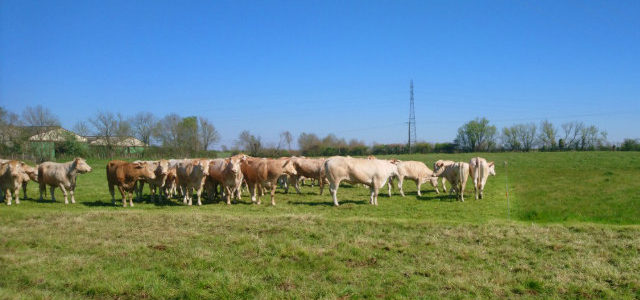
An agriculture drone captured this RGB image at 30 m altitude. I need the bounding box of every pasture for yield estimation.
[1,152,639,298]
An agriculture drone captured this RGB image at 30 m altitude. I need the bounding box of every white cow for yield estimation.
[176,159,211,206]
[432,161,469,202]
[433,160,455,193]
[324,156,399,206]
[469,157,496,200]
[387,160,439,197]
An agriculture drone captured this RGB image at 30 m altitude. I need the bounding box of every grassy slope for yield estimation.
[1,152,639,298]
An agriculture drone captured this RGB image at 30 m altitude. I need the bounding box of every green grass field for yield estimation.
[1,152,639,298]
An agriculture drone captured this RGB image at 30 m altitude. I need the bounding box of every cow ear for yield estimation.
[489,162,495,167]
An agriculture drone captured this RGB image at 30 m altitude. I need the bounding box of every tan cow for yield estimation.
[0,160,26,205]
[38,158,93,204]
[19,163,38,199]
[433,160,455,193]
[133,160,170,202]
[205,155,246,204]
[163,167,179,198]
[176,159,212,206]
[106,160,156,207]
[387,160,439,197]
[324,156,399,206]
[469,157,496,200]
[240,156,297,206]
[287,157,327,195]
[432,161,470,202]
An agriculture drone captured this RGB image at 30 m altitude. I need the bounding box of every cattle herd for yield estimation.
[0,155,496,207]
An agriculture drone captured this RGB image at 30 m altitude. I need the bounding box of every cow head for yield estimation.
[488,162,496,176]
[282,159,297,176]
[367,155,377,160]
[389,159,401,164]
[20,162,38,181]
[192,159,210,176]
[73,157,92,173]
[156,159,170,176]
[225,157,243,176]
[433,161,445,173]
[135,162,157,180]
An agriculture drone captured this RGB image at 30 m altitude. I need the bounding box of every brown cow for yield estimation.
[39,158,93,204]
[240,156,296,206]
[106,160,156,207]
[0,160,26,205]
[205,155,246,204]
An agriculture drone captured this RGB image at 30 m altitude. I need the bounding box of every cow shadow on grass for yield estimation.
[416,192,459,202]
[289,199,368,206]
[81,197,183,207]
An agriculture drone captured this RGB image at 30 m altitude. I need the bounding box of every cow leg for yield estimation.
[58,184,68,204]
[270,182,276,206]
[50,186,57,202]
[39,182,46,201]
[369,186,375,205]
[129,191,135,207]
[196,185,203,206]
[442,178,448,193]
[70,186,76,204]
[398,176,406,197]
[109,183,116,205]
[329,181,339,206]
[22,182,28,199]
[224,186,232,205]
[182,184,188,204]
[291,176,301,194]
[387,177,393,197]
[318,177,325,195]
[248,182,258,204]
[415,179,422,197]
[12,187,19,204]
[3,188,10,205]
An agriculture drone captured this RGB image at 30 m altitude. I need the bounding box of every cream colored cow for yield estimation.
[433,160,455,193]
[324,156,399,206]
[387,160,439,197]
[469,157,496,200]
[432,161,469,202]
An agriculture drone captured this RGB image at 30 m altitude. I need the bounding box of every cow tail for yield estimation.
[458,162,463,193]
[478,158,484,190]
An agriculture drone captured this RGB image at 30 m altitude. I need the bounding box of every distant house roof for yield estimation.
[23,126,87,142]
[85,136,146,147]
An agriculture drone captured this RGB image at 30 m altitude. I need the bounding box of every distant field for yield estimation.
[1,152,639,298]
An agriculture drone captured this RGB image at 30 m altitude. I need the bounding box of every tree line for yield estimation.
[0,105,220,159]
[1,105,637,160]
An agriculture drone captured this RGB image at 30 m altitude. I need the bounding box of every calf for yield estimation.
[39,158,93,204]
[163,167,179,198]
[176,159,212,206]
[431,161,470,201]
[107,160,156,207]
[206,155,245,204]
[20,163,38,199]
[469,157,496,200]
[388,160,439,197]
[433,160,455,193]
[134,160,170,202]
[240,156,297,206]
[324,156,399,206]
[0,160,26,205]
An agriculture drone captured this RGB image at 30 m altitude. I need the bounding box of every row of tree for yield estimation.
[0,105,220,158]
[455,118,610,152]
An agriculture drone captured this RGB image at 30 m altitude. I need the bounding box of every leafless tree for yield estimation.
[131,112,157,146]
[198,117,220,151]
[21,105,60,127]
[278,131,293,150]
[72,120,91,137]
[89,111,131,151]
[237,130,261,155]
[561,121,584,150]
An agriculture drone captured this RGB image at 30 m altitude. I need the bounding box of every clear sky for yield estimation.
[1,0,638,148]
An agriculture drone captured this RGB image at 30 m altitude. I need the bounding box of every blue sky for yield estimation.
[1,0,638,148]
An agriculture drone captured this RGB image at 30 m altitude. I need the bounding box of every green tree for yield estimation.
[455,117,497,152]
